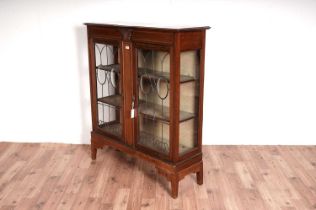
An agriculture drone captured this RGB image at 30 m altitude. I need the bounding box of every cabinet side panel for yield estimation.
[87,33,98,130]
[198,30,206,149]
[180,31,203,51]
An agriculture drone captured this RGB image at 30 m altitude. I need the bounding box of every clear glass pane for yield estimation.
[137,49,170,155]
[179,50,200,155]
[95,43,123,140]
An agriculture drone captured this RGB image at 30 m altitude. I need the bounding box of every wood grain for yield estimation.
[0,143,316,210]
[86,24,209,197]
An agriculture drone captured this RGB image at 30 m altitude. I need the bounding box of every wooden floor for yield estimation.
[0,143,315,210]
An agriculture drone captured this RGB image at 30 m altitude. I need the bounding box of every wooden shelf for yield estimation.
[138,131,169,154]
[98,96,195,123]
[97,64,120,72]
[99,122,122,138]
[138,131,191,154]
[97,66,195,84]
[138,67,195,83]
[138,100,195,123]
[98,95,122,107]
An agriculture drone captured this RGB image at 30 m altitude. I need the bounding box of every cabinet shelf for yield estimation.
[99,122,122,138]
[96,65,195,83]
[138,100,195,123]
[138,131,191,154]
[98,96,195,123]
[97,64,120,72]
[138,131,169,154]
[138,67,195,83]
[98,95,122,107]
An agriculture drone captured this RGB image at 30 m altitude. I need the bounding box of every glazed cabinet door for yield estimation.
[134,45,173,159]
[91,40,124,142]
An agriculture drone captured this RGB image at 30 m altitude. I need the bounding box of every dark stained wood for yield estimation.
[85,23,210,32]
[135,139,170,162]
[91,132,173,170]
[87,37,98,130]
[177,147,200,162]
[171,32,181,163]
[171,176,179,199]
[132,30,174,45]
[96,63,119,72]
[196,162,203,185]
[86,23,209,198]
[119,28,133,41]
[121,41,134,146]
[98,95,121,107]
[138,100,195,124]
[87,26,121,40]
[133,42,170,51]
[198,30,206,151]
[180,31,203,51]
[138,67,196,83]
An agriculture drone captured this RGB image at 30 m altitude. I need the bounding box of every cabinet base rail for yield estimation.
[91,131,203,199]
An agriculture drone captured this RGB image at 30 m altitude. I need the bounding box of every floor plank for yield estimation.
[0,143,315,210]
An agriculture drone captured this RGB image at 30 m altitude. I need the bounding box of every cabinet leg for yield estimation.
[196,163,203,185]
[170,177,179,199]
[91,145,97,160]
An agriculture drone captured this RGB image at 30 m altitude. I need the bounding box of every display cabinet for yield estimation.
[85,23,209,198]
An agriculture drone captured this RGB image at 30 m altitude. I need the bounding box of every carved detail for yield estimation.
[119,28,133,41]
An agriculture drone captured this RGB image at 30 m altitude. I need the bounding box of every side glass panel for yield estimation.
[179,50,200,155]
[137,49,170,155]
[94,43,123,140]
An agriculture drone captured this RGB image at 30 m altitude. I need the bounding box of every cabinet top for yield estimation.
[84,22,210,31]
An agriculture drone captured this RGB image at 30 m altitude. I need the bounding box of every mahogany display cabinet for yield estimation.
[85,23,210,198]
